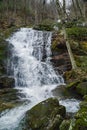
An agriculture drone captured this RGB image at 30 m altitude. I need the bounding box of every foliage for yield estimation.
[33,24,53,31]
[66,27,87,40]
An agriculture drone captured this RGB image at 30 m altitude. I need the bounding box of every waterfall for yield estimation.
[0,28,64,130]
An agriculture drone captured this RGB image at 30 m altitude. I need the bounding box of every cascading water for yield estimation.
[0,28,65,130]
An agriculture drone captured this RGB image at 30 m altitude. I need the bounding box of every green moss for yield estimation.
[0,88,24,113]
[60,120,71,130]
[76,82,87,96]
[83,95,87,101]
[71,96,87,130]
[75,56,87,72]
[66,27,87,40]
[73,109,87,130]
[21,98,66,130]
[80,41,87,52]
[33,24,53,31]
[66,81,80,90]
[51,34,66,53]
[51,40,60,51]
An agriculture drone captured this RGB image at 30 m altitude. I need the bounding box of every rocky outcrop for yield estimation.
[20,98,66,130]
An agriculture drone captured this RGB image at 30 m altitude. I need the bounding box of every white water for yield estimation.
[0,28,65,130]
[60,99,80,113]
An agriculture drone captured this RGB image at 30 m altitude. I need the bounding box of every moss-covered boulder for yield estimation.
[76,82,87,96]
[66,80,87,97]
[21,98,66,130]
[0,76,15,89]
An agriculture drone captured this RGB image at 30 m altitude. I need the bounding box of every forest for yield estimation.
[0,0,87,130]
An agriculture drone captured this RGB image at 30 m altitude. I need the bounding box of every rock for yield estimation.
[66,79,87,97]
[0,88,23,113]
[0,40,8,76]
[21,98,66,130]
[0,76,15,88]
[72,99,87,130]
[76,82,87,96]
[51,33,72,73]
[59,120,71,130]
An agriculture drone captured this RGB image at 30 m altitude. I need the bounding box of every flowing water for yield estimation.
[0,28,64,130]
[0,28,80,130]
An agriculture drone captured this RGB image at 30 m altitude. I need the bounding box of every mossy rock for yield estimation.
[51,34,66,53]
[83,95,87,101]
[59,120,71,130]
[76,82,87,96]
[72,109,87,130]
[66,81,87,97]
[66,81,80,90]
[64,69,87,84]
[20,98,66,130]
[0,88,23,113]
[71,96,87,130]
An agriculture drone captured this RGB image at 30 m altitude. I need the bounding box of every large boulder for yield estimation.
[21,98,66,130]
[0,76,15,88]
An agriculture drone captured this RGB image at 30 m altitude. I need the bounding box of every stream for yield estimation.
[0,28,80,130]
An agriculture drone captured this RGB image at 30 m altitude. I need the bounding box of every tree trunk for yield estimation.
[63,27,77,70]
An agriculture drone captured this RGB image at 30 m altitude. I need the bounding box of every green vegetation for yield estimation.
[66,27,87,40]
[33,24,54,31]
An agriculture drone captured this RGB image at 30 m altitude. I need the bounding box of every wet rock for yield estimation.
[66,80,87,97]
[0,88,22,113]
[0,40,8,76]
[21,98,66,130]
[76,82,87,96]
[0,76,15,89]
